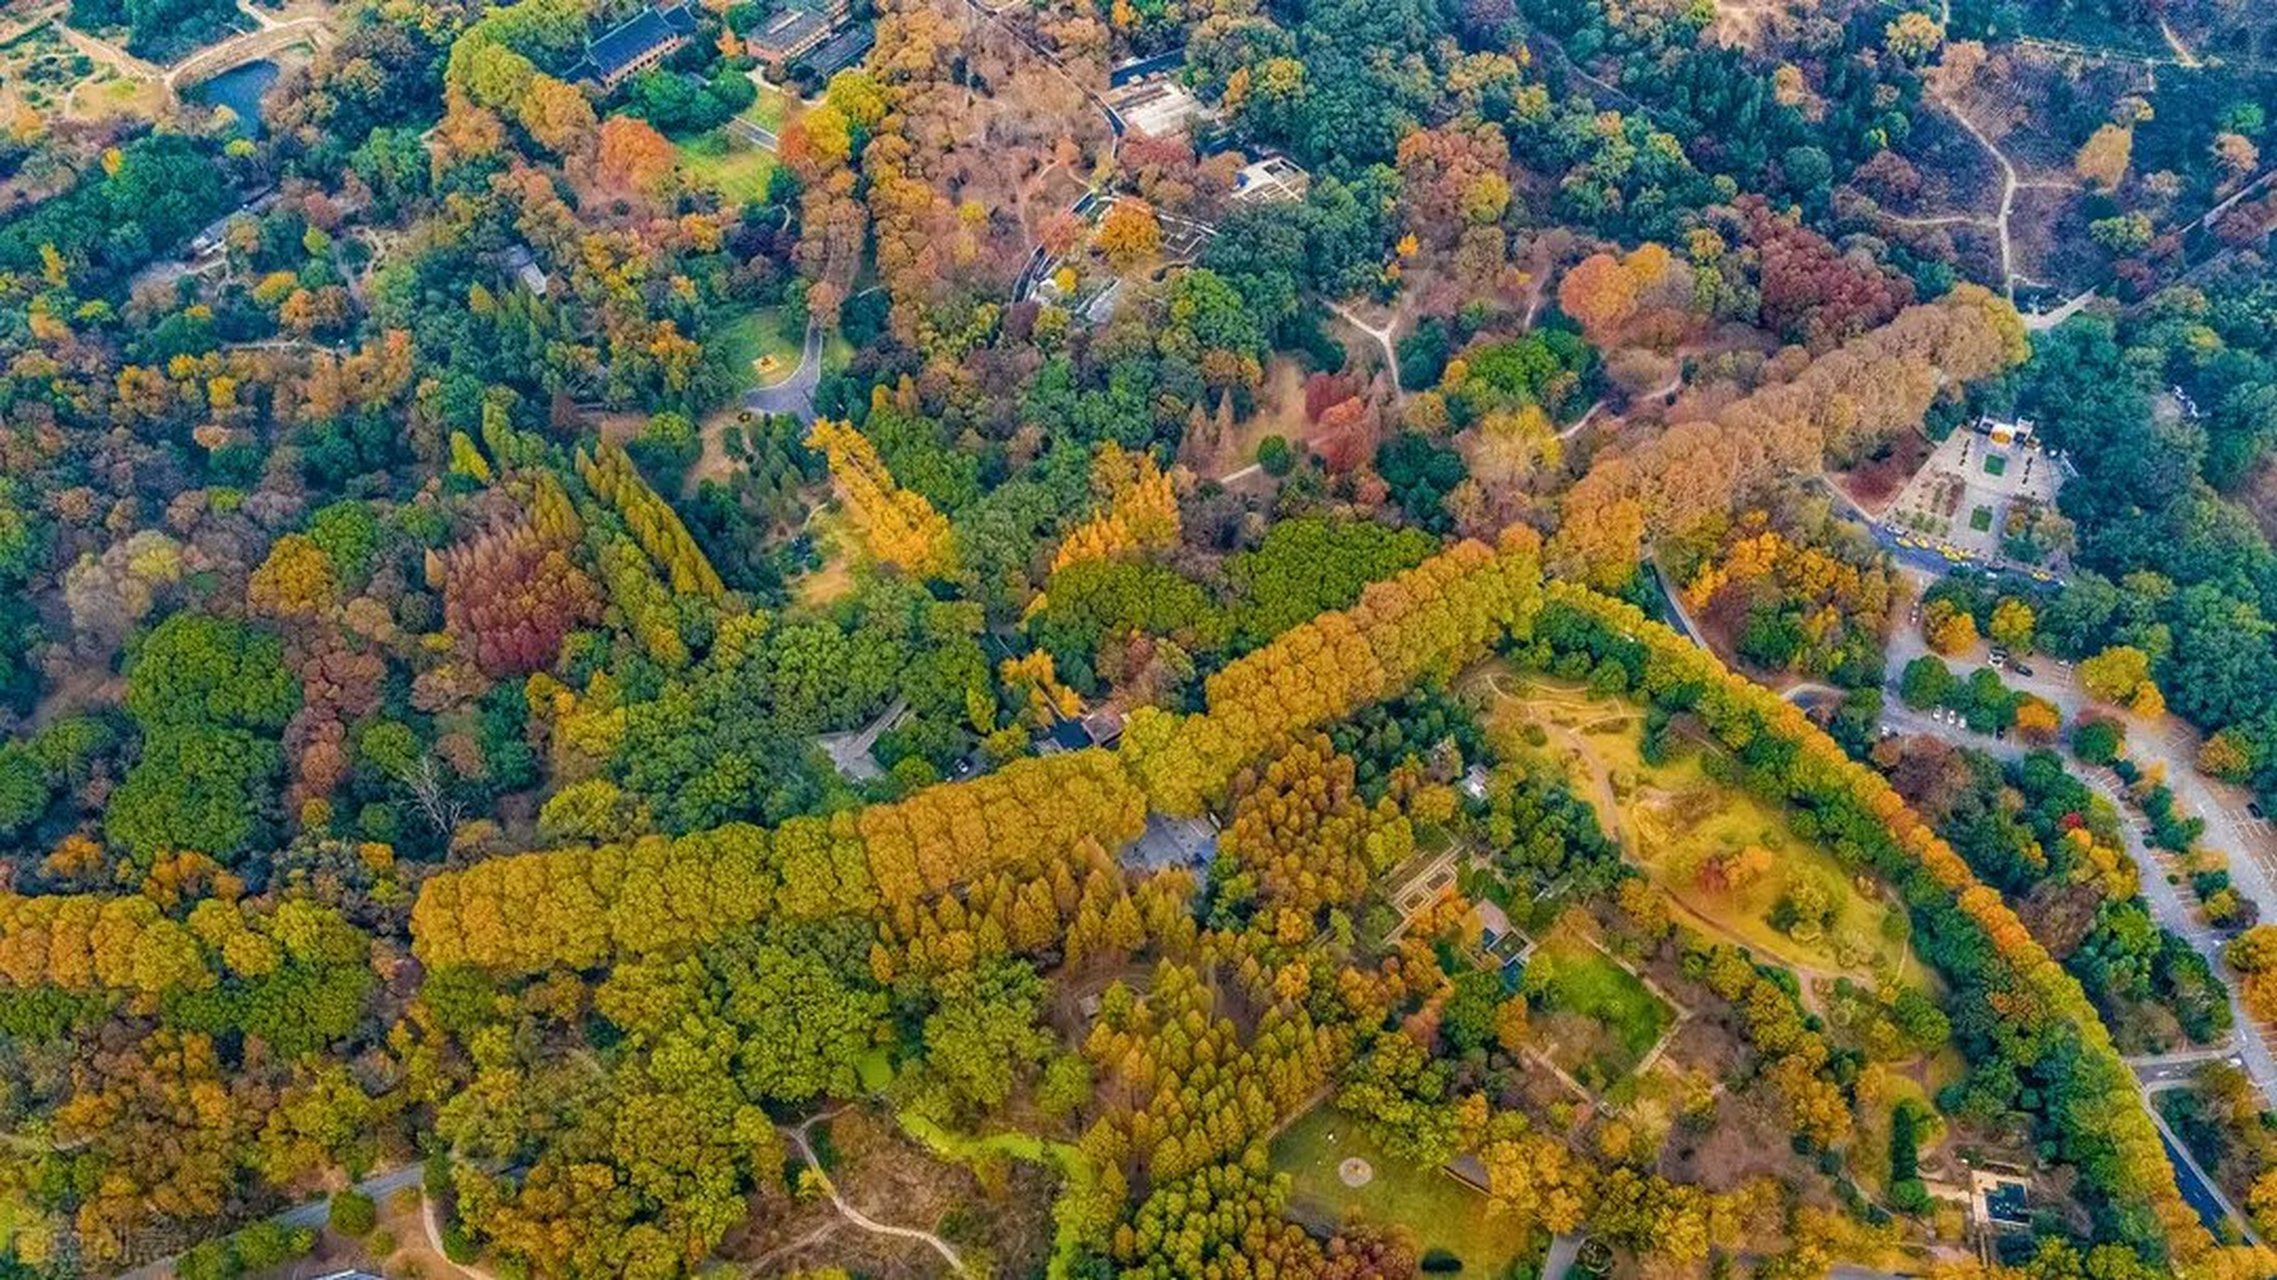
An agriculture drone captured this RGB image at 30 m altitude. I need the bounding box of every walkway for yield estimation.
[1930,88,2024,298]
[780,1118,967,1273]
[742,319,822,423]
[726,117,779,150]
[1327,301,1402,397]
[115,1163,425,1280]
[165,16,328,92]
[2023,288,2097,332]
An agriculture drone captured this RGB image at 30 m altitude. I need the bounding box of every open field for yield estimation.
[714,306,803,389]
[677,128,775,204]
[792,507,857,607]
[1270,1105,1536,1275]
[0,19,162,126]
[1468,669,1926,990]
[744,79,792,131]
[1525,927,1673,1089]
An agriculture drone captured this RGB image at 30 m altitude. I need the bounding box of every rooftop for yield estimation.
[1229,153,1308,205]
[1106,77,1215,140]
[799,22,873,76]
[753,4,830,53]
[588,4,697,80]
[1123,812,1218,870]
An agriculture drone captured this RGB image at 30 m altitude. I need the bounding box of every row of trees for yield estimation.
[1551,286,2028,588]
[411,748,1146,971]
[1534,581,2238,1269]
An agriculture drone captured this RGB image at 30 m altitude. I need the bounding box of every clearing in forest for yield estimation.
[1269,1105,1536,1277]
[676,128,776,205]
[1465,668,1927,992]
[1524,926,1675,1092]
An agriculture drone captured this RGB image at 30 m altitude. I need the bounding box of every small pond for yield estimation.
[188,58,278,136]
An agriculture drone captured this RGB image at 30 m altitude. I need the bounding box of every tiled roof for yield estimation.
[588,4,695,78]
[752,4,829,52]
[799,22,872,75]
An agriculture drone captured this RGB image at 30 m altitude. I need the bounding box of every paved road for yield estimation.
[743,320,822,423]
[1542,1233,1583,1279]
[1875,693,2277,1107]
[2132,1049,2245,1090]
[115,1164,425,1280]
[1888,566,2277,904]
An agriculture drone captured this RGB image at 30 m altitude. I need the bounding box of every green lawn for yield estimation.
[711,307,803,389]
[1525,931,1672,1088]
[744,80,791,132]
[676,128,775,204]
[1270,1105,1537,1276]
[1474,670,1928,990]
[1982,453,2007,477]
[1969,505,1994,532]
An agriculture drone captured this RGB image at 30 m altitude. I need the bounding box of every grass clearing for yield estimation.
[743,79,792,132]
[1525,928,1672,1088]
[1469,668,1927,990]
[712,307,803,390]
[823,328,856,372]
[1270,1105,1536,1275]
[793,508,857,607]
[676,128,775,205]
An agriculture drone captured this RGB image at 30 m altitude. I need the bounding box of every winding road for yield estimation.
[1881,601,2277,1111]
[115,1164,426,1280]
[742,319,822,423]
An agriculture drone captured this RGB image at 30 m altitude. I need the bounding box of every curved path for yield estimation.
[1327,301,1402,396]
[1931,88,2023,298]
[742,319,822,423]
[166,17,327,92]
[780,1119,967,1274]
[1878,700,2277,1117]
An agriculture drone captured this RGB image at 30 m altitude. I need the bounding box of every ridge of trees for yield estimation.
[1551,286,2028,587]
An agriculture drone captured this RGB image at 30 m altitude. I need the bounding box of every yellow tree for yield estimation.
[1052,444,1181,572]
[2079,645,2157,708]
[1547,494,1645,592]
[1000,651,1083,727]
[1987,597,2035,651]
[806,419,954,577]
[2074,124,2134,190]
[1095,200,1162,272]
[2200,730,2256,783]
[1883,11,1944,62]
[1924,599,1978,655]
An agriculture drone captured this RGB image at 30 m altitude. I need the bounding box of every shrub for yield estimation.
[2072,717,2123,766]
[1420,1247,1464,1273]
[1257,434,1295,477]
[330,1188,378,1237]
[442,1222,480,1265]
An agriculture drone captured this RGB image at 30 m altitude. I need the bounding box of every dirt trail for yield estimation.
[781,1118,968,1274]
[1327,301,1402,397]
[1932,90,2022,297]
